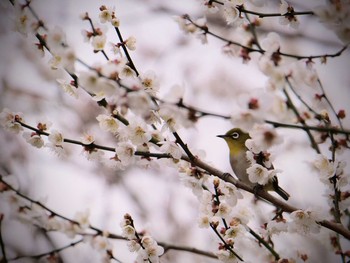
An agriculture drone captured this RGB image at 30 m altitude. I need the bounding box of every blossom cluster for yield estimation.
[120,214,164,263]
[0,177,114,262]
[244,124,283,186]
[1,0,350,262]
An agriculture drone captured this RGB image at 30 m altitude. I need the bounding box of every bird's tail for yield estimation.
[272,176,290,201]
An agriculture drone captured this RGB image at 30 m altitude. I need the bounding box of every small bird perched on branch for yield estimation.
[217,128,290,201]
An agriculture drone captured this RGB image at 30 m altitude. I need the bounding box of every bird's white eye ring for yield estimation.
[231,132,239,139]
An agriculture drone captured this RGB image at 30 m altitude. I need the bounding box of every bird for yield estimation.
[217,128,290,201]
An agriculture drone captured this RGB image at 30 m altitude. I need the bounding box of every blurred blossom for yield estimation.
[23,132,45,148]
[312,154,335,182]
[249,124,283,150]
[80,133,95,144]
[56,79,79,98]
[92,35,107,51]
[261,32,281,53]
[125,36,137,51]
[96,114,119,134]
[46,26,67,50]
[279,0,300,29]
[115,141,135,166]
[139,70,160,96]
[223,0,244,26]
[158,140,182,159]
[119,65,137,79]
[0,108,24,134]
[288,209,321,235]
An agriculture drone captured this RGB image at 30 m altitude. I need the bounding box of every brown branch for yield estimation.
[185,155,350,240]
[185,15,348,61]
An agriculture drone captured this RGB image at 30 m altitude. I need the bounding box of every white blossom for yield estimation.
[216,249,240,263]
[198,215,211,228]
[23,132,45,148]
[92,35,107,51]
[223,1,243,26]
[62,221,83,238]
[99,6,115,23]
[111,18,120,27]
[158,140,182,160]
[139,70,160,95]
[74,209,90,229]
[46,26,66,50]
[122,225,136,239]
[46,130,65,156]
[249,124,283,150]
[119,65,137,79]
[0,108,24,134]
[80,133,95,145]
[115,142,135,166]
[127,121,152,145]
[56,79,78,98]
[174,16,197,34]
[13,4,31,36]
[127,239,141,252]
[266,220,288,235]
[217,202,232,218]
[247,163,274,185]
[261,32,281,53]
[127,91,154,116]
[90,235,112,252]
[312,154,335,182]
[96,114,119,133]
[125,36,137,51]
[220,182,243,207]
[279,0,300,29]
[288,209,320,235]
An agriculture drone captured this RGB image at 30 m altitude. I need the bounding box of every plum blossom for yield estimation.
[139,70,160,96]
[96,114,119,133]
[261,32,281,53]
[247,163,276,185]
[220,182,243,207]
[23,132,45,148]
[56,79,78,98]
[223,0,244,26]
[13,3,31,36]
[279,0,300,29]
[249,124,283,150]
[46,130,65,156]
[125,36,136,51]
[0,108,24,134]
[92,35,107,51]
[115,142,135,166]
[80,133,95,145]
[99,6,115,23]
[288,209,320,235]
[174,15,197,34]
[119,65,137,79]
[46,26,66,51]
[312,154,335,182]
[74,209,90,229]
[127,121,152,145]
[158,140,182,160]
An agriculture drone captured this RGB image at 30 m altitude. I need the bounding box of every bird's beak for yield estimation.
[217,134,226,138]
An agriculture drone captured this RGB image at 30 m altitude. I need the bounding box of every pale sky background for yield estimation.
[0,0,349,262]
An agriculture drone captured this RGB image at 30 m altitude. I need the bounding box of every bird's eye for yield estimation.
[231,132,239,139]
